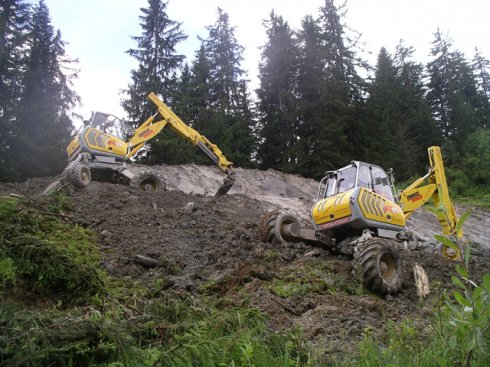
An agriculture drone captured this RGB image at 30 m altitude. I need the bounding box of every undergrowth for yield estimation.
[0,196,104,299]
[269,259,363,298]
[0,196,314,366]
[2,195,489,366]
[340,214,490,367]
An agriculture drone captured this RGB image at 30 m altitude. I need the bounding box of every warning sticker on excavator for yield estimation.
[108,140,123,147]
[407,191,423,202]
[139,128,154,138]
[319,216,350,230]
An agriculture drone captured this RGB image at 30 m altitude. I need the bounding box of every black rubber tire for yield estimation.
[259,209,300,244]
[67,162,91,189]
[354,238,402,295]
[129,171,163,194]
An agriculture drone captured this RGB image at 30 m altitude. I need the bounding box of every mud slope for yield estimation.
[2,164,490,358]
[150,163,490,249]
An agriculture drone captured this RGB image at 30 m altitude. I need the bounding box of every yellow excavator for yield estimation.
[259,146,462,295]
[43,92,235,196]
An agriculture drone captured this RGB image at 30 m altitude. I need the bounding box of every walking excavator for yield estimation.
[43,92,235,196]
[259,146,462,295]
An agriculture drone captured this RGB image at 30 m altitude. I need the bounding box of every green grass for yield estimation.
[269,259,362,298]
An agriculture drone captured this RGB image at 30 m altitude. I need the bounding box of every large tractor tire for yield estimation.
[354,238,402,295]
[259,210,300,244]
[129,171,163,194]
[67,162,91,190]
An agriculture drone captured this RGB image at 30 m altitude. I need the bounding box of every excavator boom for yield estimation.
[127,92,235,195]
[398,146,461,238]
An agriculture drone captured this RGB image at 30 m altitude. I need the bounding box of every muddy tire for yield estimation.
[259,209,300,244]
[67,162,91,189]
[129,171,163,194]
[354,238,402,295]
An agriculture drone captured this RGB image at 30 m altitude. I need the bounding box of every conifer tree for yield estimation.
[426,29,483,155]
[122,0,186,120]
[313,0,367,172]
[472,47,490,129]
[365,44,440,179]
[295,14,328,176]
[0,0,30,180]
[199,8,254,166]
[393,43,441,176]
[12,0,78,179]
[256,11,298,171]
[364,47,399,168]
[121,0,186,163]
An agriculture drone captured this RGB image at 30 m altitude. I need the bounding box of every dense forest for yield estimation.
[1,0,489,194]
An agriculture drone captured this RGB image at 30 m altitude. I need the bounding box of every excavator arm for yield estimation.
[398,146,462,238]
[127,92,235,195]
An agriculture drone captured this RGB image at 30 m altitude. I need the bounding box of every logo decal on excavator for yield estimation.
[108,140,123,147]
[138,128,154,138]
[383,205,400,214]
[407,191,423,202]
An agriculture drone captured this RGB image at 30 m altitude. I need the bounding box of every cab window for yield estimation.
[336,166,356,193]
[357,164,371,188]
[371,166,394,201]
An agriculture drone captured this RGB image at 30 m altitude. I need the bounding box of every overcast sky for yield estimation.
[42,0,490,120]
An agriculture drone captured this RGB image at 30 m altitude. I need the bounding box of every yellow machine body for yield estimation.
[67,128,128,160]
[312,187,406,233]
[67,92,233,175]
[310,146,461,241]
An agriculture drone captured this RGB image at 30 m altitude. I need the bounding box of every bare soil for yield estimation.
[2,163,490,359]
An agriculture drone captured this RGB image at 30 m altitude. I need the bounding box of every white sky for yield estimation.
[42,0,490,121]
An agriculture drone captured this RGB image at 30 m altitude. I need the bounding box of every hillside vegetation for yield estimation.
[1,174,489,366]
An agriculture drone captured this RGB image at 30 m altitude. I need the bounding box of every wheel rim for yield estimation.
[379,252,398,283]
[441,245,461,261]
[140,178,157,192]
[81,170,90,184]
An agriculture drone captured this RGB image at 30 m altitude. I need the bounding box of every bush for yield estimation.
[0,196,104,300]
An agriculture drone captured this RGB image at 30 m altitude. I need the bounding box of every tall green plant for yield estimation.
[434,212,490,366]
[345,212,490,366]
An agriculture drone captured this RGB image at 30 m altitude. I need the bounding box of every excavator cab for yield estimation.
[88,112,131,141]
[317,162,396,202]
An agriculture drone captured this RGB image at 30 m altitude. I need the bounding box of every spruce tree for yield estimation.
[295,14,329,177]
[0,0,30,180]
[365,44,440,179]
[393,43,441,177]
[199,8,254,166]
[256,11,298,171]
[472,47,490,129]
[12,0,78,179]
[311,0,367,174]
[426,29,483,155]
[122,0,187,164]
[364,47,400,169]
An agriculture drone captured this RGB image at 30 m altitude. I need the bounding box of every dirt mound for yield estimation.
[2,164,490,358]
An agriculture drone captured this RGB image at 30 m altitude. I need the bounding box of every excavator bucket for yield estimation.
[215,171,236,196]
